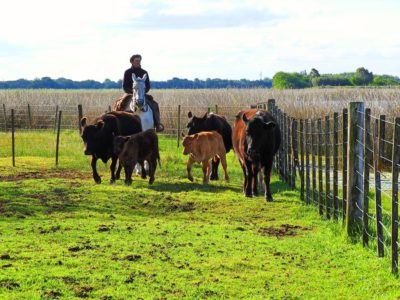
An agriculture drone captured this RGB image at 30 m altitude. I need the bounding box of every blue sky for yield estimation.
[0,0,399,81]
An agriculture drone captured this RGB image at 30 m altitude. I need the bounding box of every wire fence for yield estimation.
[268,99,399,275]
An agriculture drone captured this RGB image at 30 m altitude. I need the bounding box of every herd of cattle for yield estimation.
[80,108,281,201]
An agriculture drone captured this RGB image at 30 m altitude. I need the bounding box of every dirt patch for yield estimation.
[43,290,62,299]
[74,285,93,298]
[168,201,195,212]
[0,279,20,290]
[0,170,91,182]
[258,224,311,238]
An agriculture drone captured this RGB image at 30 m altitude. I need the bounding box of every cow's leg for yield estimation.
[140,161,147,179]
[220,154,229,182]
[244,160,253,197]
[202,160,210,184]
[263,160,274,202]
[148,160,155,185]
[125,164,133,186]
[110,156,118,184]
[252,164,260,196]
[91,156,101,184]
[240,162,247,194]
[115,162,122,180]
[187,157,195,182]
[210,157,220,181]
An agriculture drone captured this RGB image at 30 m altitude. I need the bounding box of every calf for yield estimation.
[113,129,160,185]
[80,111,142,184]
[181,131,229,184]
[187,111,232,180]
[232,109,281,201]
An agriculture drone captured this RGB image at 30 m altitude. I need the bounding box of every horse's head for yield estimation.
[132,73,147,110]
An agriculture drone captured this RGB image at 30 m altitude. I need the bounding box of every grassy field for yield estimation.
[0,132,400,299]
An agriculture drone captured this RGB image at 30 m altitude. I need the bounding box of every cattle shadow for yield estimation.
[149,180,242,193]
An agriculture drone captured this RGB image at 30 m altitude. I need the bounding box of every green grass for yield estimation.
[0,131,400,299]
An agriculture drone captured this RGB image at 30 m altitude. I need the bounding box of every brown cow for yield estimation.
[113,129,160,185]
[181,131,229,184]
[232,109,281,201]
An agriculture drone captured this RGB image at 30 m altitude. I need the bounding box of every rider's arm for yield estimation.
[123,69,133,94]
[145,72,150,93]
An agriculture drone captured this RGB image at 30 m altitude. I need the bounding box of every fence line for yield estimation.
[268,99,399,275]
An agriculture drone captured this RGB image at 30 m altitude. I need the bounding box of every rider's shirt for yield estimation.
[123,67,150,94]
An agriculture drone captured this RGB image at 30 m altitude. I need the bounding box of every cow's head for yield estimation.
[187,112,208,135]
[181,132,198,155]
[113,135,130,157]
[242,113,276,160]
[80,117,110,156]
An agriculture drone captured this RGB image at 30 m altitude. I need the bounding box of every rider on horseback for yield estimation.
[123,54,164,132]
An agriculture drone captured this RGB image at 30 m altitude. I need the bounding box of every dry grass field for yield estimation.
[1,87,400,119]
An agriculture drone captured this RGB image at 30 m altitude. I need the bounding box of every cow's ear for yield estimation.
[181,132,186,138]
[242,114,249,125]
[97,120,104,129]
[188,111,192,118]
[202,112,207,119]
[193,133,199,139]
[263,121,276,130]
[80,117,87,127]
[123,136,130,143]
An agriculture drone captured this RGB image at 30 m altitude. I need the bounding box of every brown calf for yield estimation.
[181,131,229,184]
[113,129,160,185]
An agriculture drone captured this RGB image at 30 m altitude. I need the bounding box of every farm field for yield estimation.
[0,132,400,299]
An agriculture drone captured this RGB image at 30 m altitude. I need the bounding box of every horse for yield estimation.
[113,73,154,131]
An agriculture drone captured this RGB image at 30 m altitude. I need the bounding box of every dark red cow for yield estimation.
[232,109,281,201]
[80,111,142,183]
[186,111,232,180]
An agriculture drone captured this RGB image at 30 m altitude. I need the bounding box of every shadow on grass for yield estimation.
[149,180,242,193]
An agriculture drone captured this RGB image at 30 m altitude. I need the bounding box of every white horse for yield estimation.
[129,74,154,131]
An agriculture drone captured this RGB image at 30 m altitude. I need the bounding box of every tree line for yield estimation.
[1,68,399,89]
[0,77,272,89]
[272,67,400,89]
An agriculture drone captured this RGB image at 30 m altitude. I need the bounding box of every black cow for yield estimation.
[80,111,142,183]
[186,111,232,180]
[232,109,281,201]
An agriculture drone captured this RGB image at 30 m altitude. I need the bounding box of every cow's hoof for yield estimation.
[265,194,273,202]
[149,178,154,185]
[253,191,259,197]
[210,174,218,181]
[125,180,132,186]
[94,177,101,184]
[245,193,253,198]
[110,179,115,184]
[188,176,194,182]
[115,174,120,180]
[141,174,147,179]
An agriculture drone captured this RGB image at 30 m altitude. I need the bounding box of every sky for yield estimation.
[0,0,399,82]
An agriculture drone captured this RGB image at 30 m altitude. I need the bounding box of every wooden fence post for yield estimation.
[28,104,32,129]
[343,108,348,222]
[311,119,317,205]
[333,112,339,220]
[11,109,15,167]
[362,108,371,247]
[291,118,298,189]
[215,104,218,114]
[346,102,365,236]
[374,119,384,257]
[54,105,59,132]
[391,117,400,274]
[305,119,311,204]
[283,113,288,183]
[78,104,83,134]
[177,105,181,148]
[55,111,62,166]
[2,104,6,132]
[300,119,305,202]
[318,118,323,216]
[325,115,331,219]
[267,99,275,112]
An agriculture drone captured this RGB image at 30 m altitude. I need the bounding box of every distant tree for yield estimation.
[370,75,400,86]
[311,74,351,87]
[272,72,311,89]
[350,67,373,86]
[309,68,320,78]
